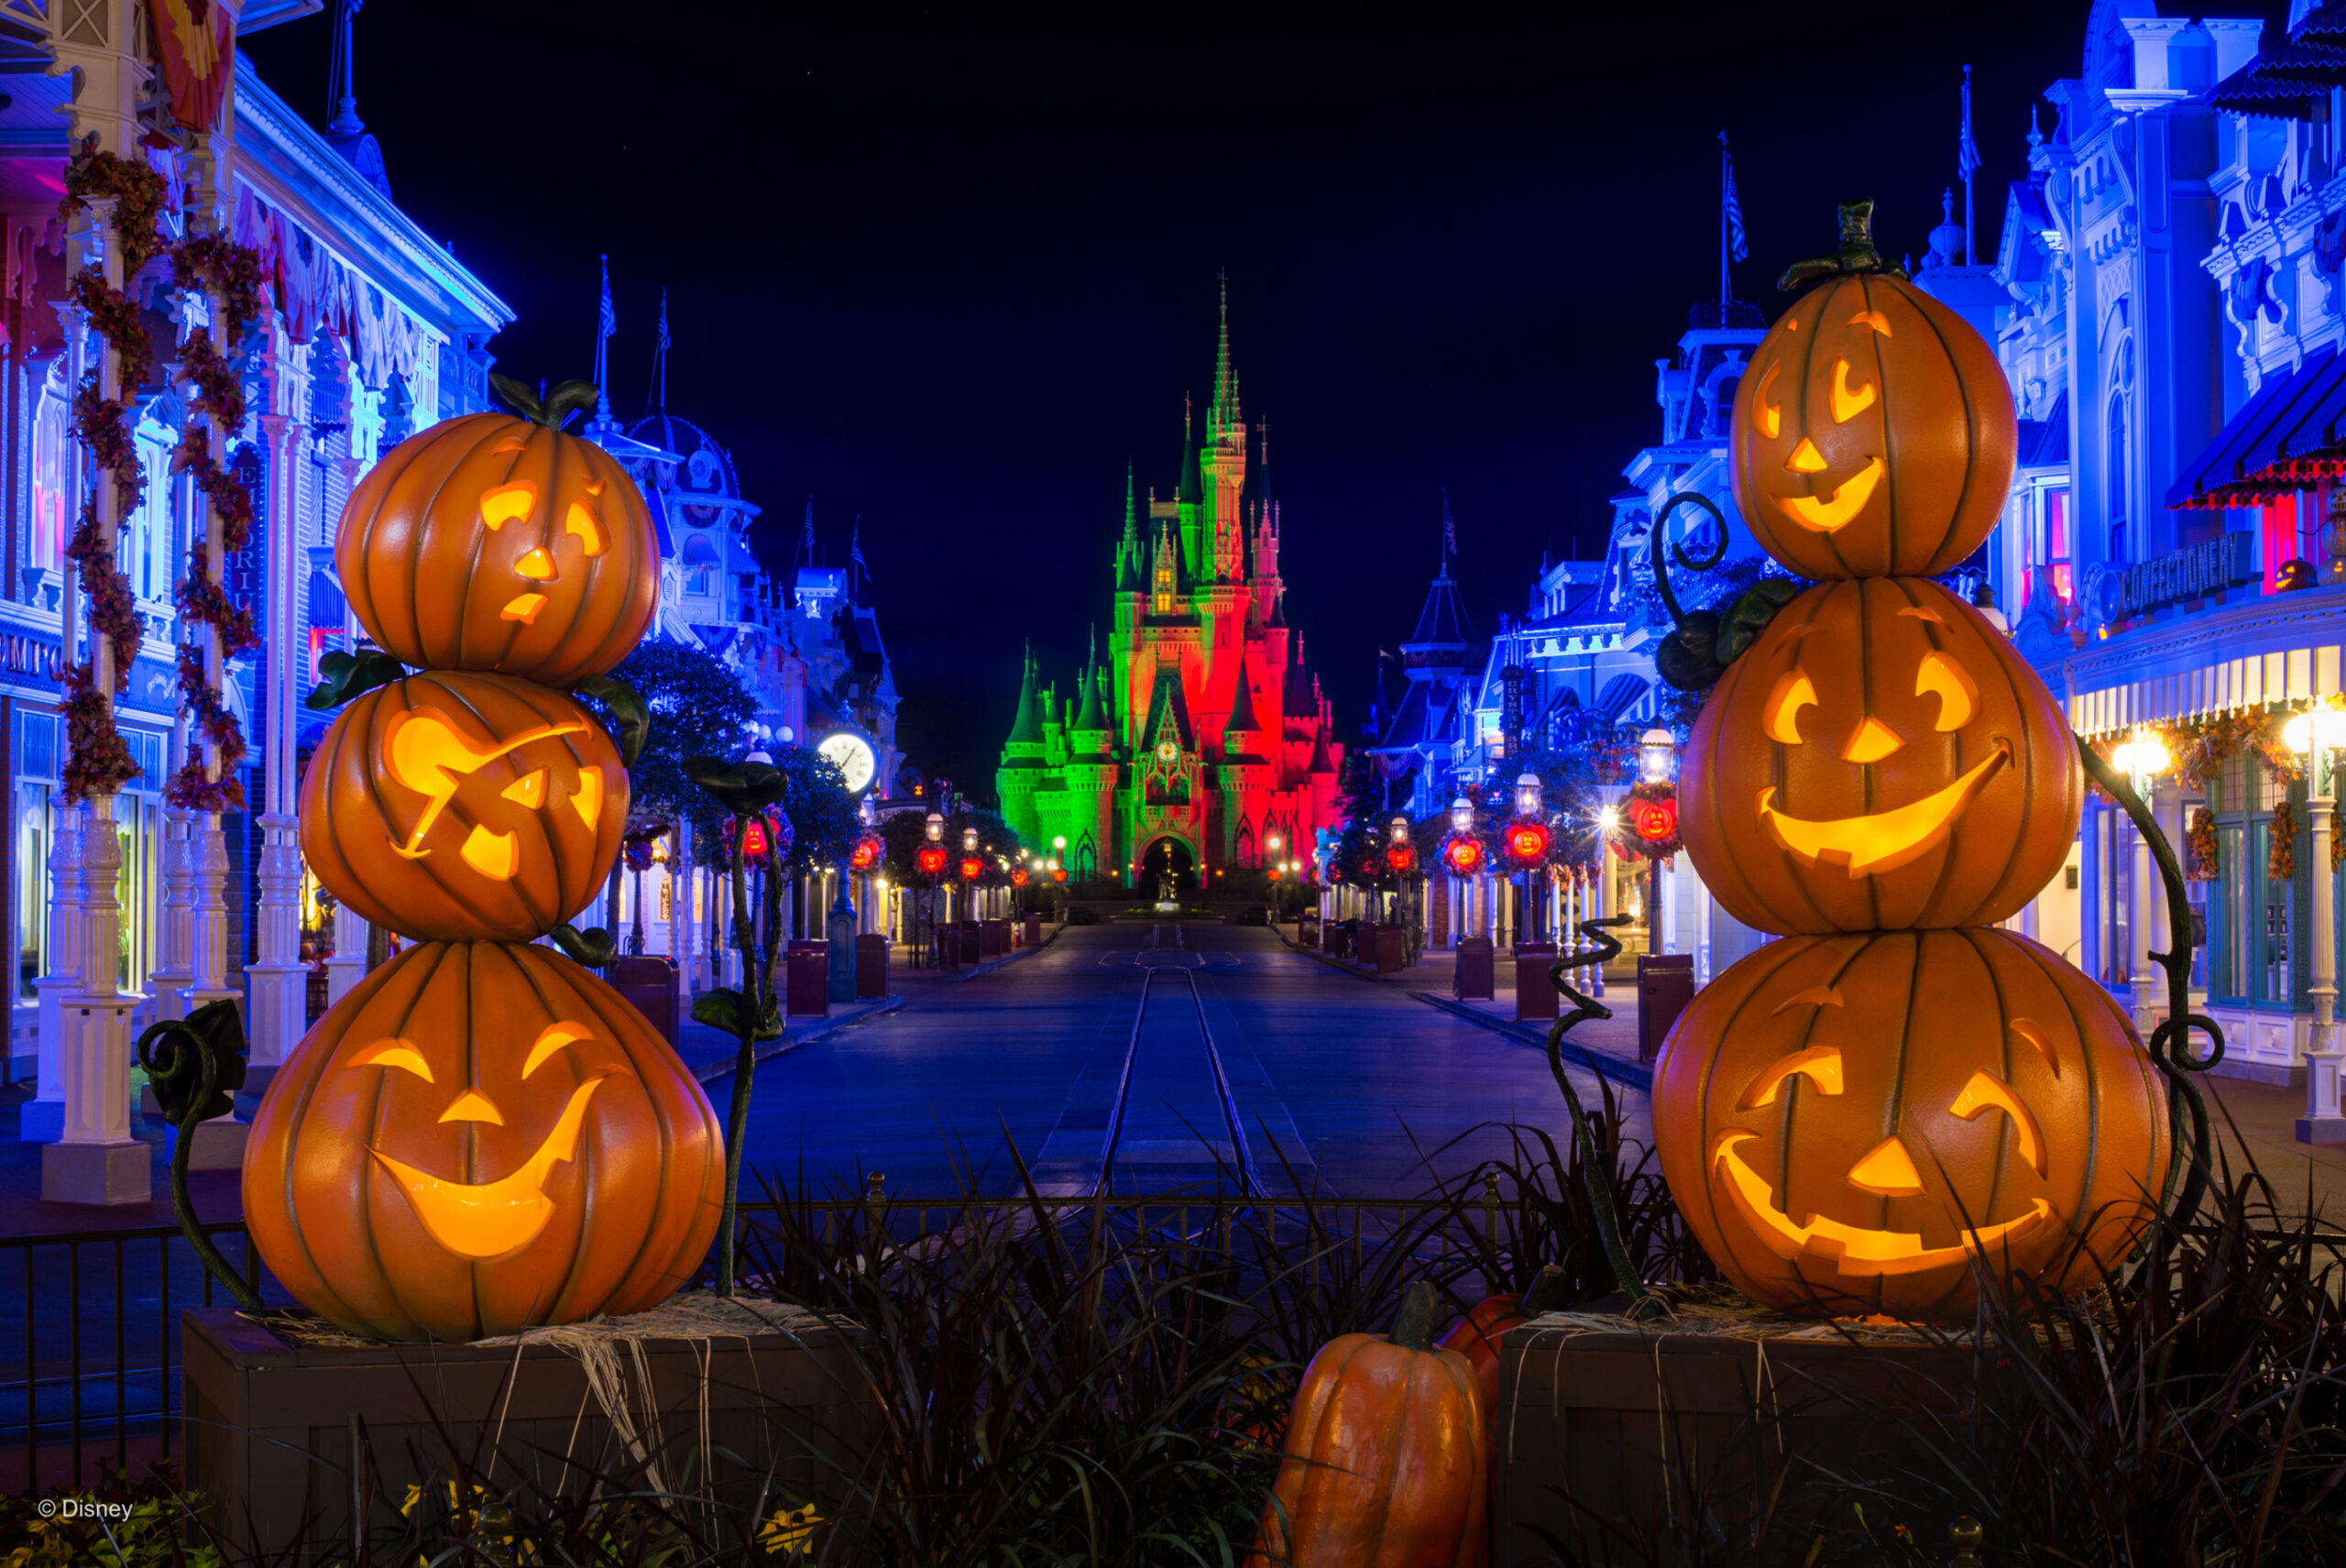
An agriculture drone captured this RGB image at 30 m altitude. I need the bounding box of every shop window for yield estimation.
[2106,396,2129,562]
[2213,822,2247,1003]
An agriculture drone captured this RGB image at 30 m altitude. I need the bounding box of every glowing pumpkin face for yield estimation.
[1729,272,2015,579]
[1679,578,2078,933]
[1653,928,2168,1319]
[300,672,627,943]
[243,940,726,1342]
[336,411,658,684]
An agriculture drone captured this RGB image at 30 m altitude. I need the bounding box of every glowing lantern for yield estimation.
[1011,868,1028,888]
[243,940,725,1342]
[916,844,949,878]
[1628,790,1679,845]
[1653,927,2168,1320]
[1728,205,2016,580]
[959,855,983,883]
[300,672,627,944]
[1442,836,1486,876]
[1678,578,2078,932]
[1503,821,1551,866]
[850,835,882,871]
[335,379,660,685]
[1387,841,1417,874]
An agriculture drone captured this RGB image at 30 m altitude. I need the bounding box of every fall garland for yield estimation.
[2271,800,2296,883]
[2187,806,2219,883]
[55,142,163,803]
[162,235,268,811]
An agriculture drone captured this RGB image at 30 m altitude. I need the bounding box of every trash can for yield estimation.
[1024,914,1043,948]
[981,919,1008,958]
[1514,941,1560,1022]
[1374,924,1407,972]
[785,940,829,1018]
[612,955,679,1046]
[1454,936,1495,1001]
[1638,952,1695,1061]
[855,933,890,999]
[1298,912,1320,947]
[959,921,983,965]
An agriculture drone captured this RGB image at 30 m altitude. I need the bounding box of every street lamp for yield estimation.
[1639,728,1678,953]
[1516,771,1542,818]
[1451,794,1474,836]
[2289,706,2346,1142]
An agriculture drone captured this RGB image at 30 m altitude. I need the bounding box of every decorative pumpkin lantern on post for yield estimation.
[247,375,725,1343]
[1650,206,2171,1321]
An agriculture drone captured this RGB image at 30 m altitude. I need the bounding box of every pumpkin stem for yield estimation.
[1776,199,1910,292]
[1518,1264,1572,1318]
[488,371,602,431]
[1388,1281,1440,1352]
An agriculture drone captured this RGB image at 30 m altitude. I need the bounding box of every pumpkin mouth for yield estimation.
[1713,1132,2051,1278]
[1775,456,1882,534]
[1755,740,2010,877]
[369,1072,626,1261]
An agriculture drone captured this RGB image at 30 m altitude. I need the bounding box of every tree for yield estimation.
[767,743,860,875]
[599,639,755,845]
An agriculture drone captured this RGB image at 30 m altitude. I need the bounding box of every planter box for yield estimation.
[1496,1317,1991,1563]
[182,1302,870,1563]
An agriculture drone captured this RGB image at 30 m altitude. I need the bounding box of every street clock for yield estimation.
[1156,739,1180,765]
[817,729,879,795]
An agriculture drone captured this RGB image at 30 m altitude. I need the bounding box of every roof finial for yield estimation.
[1441,488,1457,575]
[1211,270,1233,438]
[644,285,670,417]
[328,0,366,137]
[591,256,617,427]
[2026,103,2044,152]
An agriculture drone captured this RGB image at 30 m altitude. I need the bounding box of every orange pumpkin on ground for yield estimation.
[1678,577,2078,934]
[1729,263,2014,580]
[1652,928,2169,1321]
[336,384,657,684]
[1437,1265,1571,1423]
[1246,1282,1489,1568]
[245,940,725,1342]
[301,671,627,943]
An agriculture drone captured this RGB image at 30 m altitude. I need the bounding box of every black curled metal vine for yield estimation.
[1648,489,1800,693]
[136,1002,263,1312]
[2073,739,2222,1234]
[1542,913,1660,1319]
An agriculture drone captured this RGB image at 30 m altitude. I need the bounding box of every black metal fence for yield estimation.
[0,1190,1471,1491]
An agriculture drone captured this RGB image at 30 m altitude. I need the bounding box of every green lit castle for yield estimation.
[996,290,1346,889]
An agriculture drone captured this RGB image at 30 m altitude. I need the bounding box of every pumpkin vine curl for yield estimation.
[1543,913,1660,1321]
[1650,490,1797,694]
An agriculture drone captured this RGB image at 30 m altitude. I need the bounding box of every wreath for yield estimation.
[1618,780,1683,861]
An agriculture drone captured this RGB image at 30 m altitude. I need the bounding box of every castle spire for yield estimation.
[1211,271,1233,438]
[1007,641,1044,747]
[1074,633,1107,735]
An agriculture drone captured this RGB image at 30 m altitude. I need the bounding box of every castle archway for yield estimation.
[1141,836,1197,898]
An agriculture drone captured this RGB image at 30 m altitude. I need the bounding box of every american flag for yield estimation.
[851,517,871,583]
[597,256,616,341]
[1723,151,1749,263]
[801,497,817,563]
[1958,64,1981,181]
[656,286,670,351]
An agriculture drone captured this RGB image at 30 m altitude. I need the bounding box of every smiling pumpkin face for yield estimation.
[1653,928,2168,1320]
[1679,578,2079,933]
[337,411,657,684]
[243,940,725,1342]
[1729,271,2015,580]
[301,672,627,943]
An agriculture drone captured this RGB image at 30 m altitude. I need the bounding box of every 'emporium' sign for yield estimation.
[2097,532,2259,622]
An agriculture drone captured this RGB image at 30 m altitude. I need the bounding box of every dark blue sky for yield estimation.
[247,3,2286,796]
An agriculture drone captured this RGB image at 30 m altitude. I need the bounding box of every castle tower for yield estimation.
[994,645,1048,845]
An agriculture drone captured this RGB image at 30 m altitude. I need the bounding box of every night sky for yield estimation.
[246,3,2288,798]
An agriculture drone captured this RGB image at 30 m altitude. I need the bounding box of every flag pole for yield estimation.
[1962,65,1977,267]
[1719,132,1730,310]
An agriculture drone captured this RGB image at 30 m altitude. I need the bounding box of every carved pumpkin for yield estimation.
[336,406,657,684]
[1679,578,2078,933]
[1729,270,2014,579]
[244,939,726,1342]
[1245,1282,1489,1568]
[1652,928,2168,1320]
[301,671,627,943]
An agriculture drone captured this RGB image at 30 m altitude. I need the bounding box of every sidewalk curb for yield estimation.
[948,927,1063,982]
[1407,990,1653,1093]
[692,993,907,1084]
[1269,926,1387,981]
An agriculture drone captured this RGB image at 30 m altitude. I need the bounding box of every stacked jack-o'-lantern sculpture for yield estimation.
[1654,205,2171,1320]
[245,378,726,1343]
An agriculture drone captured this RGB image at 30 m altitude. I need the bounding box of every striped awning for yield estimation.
[2068,641,2346,737]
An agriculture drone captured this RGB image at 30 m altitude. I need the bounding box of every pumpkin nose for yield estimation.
[1841,716,1904,763]
[437,1089,505,1126]
[1847,1136,1924,1197]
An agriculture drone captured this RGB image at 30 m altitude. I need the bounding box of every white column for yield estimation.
[323,899,367,1006]
[2300,748,2344,1142]
[246,411,307,1072]
[1695,872,1714,987]
[23,806,82,1141]
[2129,810,2161,1028]
[149,804,194,1024]
[1658,856,1679,957]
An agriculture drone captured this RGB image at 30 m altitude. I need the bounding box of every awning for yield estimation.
[2166,345,2346,510]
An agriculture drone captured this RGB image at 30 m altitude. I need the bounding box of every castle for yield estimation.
[996,290,1347,890]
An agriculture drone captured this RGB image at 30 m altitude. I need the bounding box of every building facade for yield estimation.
[995,297,1345,889]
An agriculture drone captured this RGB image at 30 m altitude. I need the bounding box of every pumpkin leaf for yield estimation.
[305,648,407,711]
[685,755,787,816]
[551,923,618,967]
[1653,611,1725,692]
[574,676,651,767]
[1714,577,1800,665]
[136,999,247,1126]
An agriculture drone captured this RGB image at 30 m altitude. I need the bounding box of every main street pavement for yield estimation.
[731,922,1643,1201]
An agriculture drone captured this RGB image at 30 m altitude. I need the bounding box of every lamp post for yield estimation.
[1639,728,1677,955]
[2288,707,2346,1142]
[1516,773,1543,943]
[924,811,945,969]
[2110,729,2173,1025]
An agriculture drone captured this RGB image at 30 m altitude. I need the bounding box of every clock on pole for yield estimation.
[817,729,879,796]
